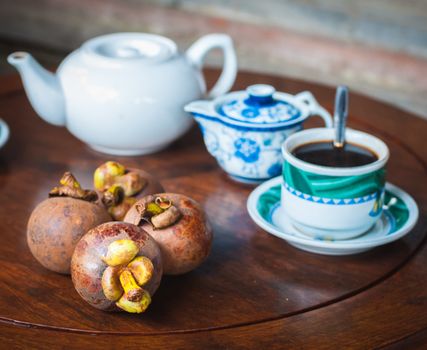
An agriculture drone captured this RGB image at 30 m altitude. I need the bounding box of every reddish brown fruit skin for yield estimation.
[124,193,213,275]
[71,222,162,311]
[127,168,164,200]
[27,197,111,274]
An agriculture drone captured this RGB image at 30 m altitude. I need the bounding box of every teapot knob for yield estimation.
[246,84,276,105]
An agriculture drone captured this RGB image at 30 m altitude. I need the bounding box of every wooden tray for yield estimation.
[0,71,426,349]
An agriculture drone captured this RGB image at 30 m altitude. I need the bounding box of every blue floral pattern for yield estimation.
[193,115,301,181]
[234,138,261,163]
[220,99,301,124]
[241,108,259,119]
[267,162,282,177]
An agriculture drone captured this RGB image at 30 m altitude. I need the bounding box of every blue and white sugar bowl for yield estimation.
[185,84,332,183]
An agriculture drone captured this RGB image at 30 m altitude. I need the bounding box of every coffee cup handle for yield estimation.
[295,91,333,128]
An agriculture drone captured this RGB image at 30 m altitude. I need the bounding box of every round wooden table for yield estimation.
[0,71,426,349]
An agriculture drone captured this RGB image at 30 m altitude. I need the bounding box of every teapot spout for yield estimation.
[8,52,66,126]
[184,100,216,120]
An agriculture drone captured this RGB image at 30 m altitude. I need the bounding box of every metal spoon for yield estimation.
[333,85,349,148]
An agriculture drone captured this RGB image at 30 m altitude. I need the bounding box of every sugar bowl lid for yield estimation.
[217,84,302,125]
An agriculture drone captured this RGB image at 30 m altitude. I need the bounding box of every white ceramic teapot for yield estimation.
[8,33,237,155]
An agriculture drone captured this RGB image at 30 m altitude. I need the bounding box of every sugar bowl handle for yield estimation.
[186,34,237,99]
[295,91,333,128]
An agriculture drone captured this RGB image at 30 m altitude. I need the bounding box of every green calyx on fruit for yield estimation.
[155,196,172,210]
[59,171,81,189]
[94,161,126,191]
[101,239,154,313]
[127,256,154,286]
[94,161,146,196]
[103,239,139,266]
[49,172,98,202]
[101,266,124,301]
[94,161,148,220]
[116,290,151,314]
[136,197,182,229]
[102,184,125,208]
[115,172,146,197]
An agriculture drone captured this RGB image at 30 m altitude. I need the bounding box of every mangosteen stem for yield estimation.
[119,269,144,302]
[49,172,98,201]
[102,184,125,207]
[60,171,81,189]
[135,197,182,229]
[151,206,182,229]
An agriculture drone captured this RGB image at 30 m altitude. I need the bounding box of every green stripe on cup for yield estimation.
[257,185,281,221]
[283,161,386,199]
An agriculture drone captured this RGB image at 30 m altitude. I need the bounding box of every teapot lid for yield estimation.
[82,33,177,62]
[217,84,302,125]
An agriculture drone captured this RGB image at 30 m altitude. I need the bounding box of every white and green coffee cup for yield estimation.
[281,128,389,240]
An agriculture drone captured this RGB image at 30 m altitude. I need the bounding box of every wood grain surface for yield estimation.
[0,70,426,349]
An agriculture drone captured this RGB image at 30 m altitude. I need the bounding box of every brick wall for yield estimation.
[1,0,426,118]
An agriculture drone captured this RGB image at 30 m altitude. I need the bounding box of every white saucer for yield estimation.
[0,118,9,150]
[247,177,419,255]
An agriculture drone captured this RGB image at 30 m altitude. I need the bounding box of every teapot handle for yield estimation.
[295,91,333,128]
[186,34,237,99]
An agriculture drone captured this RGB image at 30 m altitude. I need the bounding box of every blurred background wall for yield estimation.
[1,0,426,118]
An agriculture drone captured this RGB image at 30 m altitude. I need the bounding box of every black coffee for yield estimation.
[292,141,377,167]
